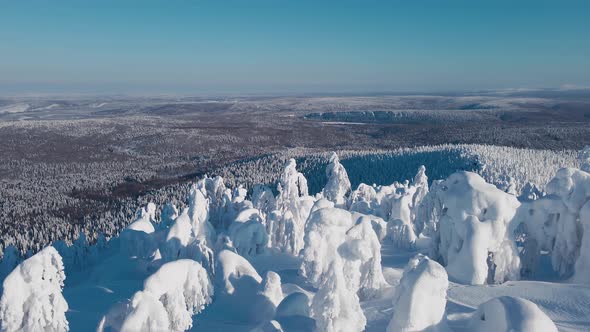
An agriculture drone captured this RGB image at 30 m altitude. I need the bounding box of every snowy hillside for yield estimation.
[1,146,590,331]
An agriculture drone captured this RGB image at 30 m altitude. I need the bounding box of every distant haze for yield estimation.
[1,0,589,95]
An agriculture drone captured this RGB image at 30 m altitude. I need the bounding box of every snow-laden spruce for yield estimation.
[388,254,448,332]
[300,200,388,300]
[321,152,352,207]
[431,172,521,285]
[99,259,213,332]
[0,246,69,332]
[271,159,315,254]
[311,256,366,332]
[120,203,157,258]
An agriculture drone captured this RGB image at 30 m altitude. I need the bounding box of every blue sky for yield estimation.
[1,0,589,95]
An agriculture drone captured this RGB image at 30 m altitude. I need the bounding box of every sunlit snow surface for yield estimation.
[55,240,590,331]
[3,152,590,331]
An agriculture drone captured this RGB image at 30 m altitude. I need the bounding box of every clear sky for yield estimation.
[1,0,589,95]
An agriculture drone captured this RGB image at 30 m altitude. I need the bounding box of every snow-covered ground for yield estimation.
[2,147,590,331]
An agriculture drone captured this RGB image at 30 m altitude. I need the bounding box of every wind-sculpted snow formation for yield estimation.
[3,148,589,331]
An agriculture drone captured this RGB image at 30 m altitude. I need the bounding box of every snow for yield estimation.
[215,249,262,295]
[467,296,557,332]
[433,172,521,285]
[3,150,590,331]
[387,254,448,332]
[322,152,352,207]
[101,259,213,332]
[311,257,366,332]
[0,246,69,332]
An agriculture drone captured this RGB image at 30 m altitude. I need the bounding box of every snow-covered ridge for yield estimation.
[1,147,589,331]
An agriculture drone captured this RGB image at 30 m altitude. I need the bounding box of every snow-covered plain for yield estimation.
[2,148,590,331]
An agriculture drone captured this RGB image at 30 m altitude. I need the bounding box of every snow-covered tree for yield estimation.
[387,254,448,332]
[311,257,366,332]
[578,145,590,173]
[322,152,351,207]
[106,259,213,332]
[0,246,69,332]
[434,172,521,284]
[187,186,216,246]
[272,159,314,254]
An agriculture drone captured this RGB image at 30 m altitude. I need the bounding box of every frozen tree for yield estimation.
[578,145,590,173]
[468,296,557,332]
[187,186,216,246]
[252,184,277,217]
[0,246,69,332]
[272,159,314,254]
[310,257,366,332]
[160,203,179,229]
[435,172,521,285]
[343,218,388,300]
[161,209,193,261]
[300,204,354,288]
[120,204,157,258]
[322,152,351,207]
[301,202,387,299]
[387,254,448,332]
[574,201,590,283]
[104,260,213,332]
[227,208,267,256]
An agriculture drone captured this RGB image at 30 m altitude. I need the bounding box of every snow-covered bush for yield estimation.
[322,152,352,207]
[468,296,557,332]
[106,259,213,332]
[0,246,69,332]
[435,172,521,285]
[311,257,366,332]
[387,254,448,332]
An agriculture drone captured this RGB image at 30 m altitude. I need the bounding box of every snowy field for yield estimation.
[1,148,590,331]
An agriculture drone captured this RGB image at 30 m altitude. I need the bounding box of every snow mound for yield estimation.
[259,271,284,307]
[215,249,262,295]
[0,246,69,332]
[276,292,310,318]
[387,254,448,332]
[468,296,557,332]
